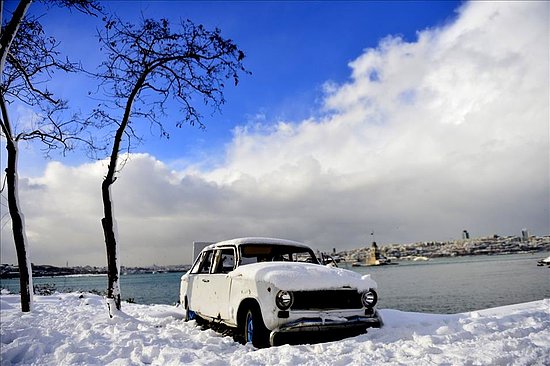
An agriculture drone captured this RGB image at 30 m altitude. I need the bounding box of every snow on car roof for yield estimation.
[204,237,311,251]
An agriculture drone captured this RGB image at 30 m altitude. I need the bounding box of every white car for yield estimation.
[180,237,381,347]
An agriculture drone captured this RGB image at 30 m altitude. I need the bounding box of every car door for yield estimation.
[204,247,236,321]
[188,249,215,317]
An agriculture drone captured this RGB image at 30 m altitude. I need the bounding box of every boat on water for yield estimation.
[412,256,430,261]
[395,255,431,261]
[536,255,550,266]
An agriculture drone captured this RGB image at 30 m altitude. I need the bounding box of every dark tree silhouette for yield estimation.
[0,0,100,312]
[92,16,248,314]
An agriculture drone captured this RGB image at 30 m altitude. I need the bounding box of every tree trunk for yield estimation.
[102,177,121,314]
[100,73,147,315]
[1,0,36,313]
[1,86,33,312]
[5,139,33,312]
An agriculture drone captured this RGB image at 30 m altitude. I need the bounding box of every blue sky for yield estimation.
[1,1,548,266]
[14,0,462,171]
[126,1,461,166]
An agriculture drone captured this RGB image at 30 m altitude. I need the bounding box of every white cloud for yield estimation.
[1,1,548,266]
[198,1,549,243]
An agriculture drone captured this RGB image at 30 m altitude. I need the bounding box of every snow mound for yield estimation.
[1,293,548,365]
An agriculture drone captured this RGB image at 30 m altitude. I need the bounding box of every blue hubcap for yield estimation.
[246,313,254,342]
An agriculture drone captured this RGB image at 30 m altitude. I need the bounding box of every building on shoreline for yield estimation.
[337,235,550,264]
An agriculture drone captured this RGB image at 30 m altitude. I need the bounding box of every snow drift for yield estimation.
[1,293,548,365]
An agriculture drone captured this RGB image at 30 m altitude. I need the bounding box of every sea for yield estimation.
[1,252,549,314]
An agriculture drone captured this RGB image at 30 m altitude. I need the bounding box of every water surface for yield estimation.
[2,253,549,313]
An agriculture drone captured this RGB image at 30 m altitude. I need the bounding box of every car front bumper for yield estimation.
[269,311,382,346]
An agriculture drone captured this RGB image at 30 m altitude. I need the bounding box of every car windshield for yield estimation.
[239,244,319,266]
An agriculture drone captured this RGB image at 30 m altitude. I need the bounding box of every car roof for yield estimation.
[204,237,312,251]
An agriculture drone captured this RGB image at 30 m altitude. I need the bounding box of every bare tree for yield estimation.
[92,16,247,314]
[0,0,100,312]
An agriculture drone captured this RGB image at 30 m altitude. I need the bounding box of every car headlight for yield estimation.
[275,290,293,310]
[361,289,378,308]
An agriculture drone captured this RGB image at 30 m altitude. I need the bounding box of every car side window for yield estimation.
[212,248,235,274]
[194,250,213,274]
[190,254,202,274]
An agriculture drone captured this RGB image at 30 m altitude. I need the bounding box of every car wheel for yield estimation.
[242,305,269,348]
[184,297,193,322]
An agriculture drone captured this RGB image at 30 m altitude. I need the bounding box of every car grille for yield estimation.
[291,289,363,310]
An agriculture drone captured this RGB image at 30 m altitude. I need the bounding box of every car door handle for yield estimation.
[202,279,210,283]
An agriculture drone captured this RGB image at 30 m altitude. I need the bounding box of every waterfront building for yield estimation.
[522,229,529,242]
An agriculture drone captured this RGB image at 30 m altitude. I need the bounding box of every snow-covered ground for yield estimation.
[1,293,548,365]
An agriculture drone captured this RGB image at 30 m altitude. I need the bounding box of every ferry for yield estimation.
[536,255,550,266]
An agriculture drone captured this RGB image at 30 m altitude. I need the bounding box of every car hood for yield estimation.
[230,262,377,292]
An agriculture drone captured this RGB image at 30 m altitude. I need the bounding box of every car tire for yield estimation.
[184,297,194,322]
[184,297,206,327]
[242,304,269,348]
[184,298,189,321]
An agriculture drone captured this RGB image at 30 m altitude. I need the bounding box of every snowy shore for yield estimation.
[1,293,548,365]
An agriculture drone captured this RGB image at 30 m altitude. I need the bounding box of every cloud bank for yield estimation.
[1,1,548,266]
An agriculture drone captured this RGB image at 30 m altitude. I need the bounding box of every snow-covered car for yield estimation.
[180,237,382,347]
